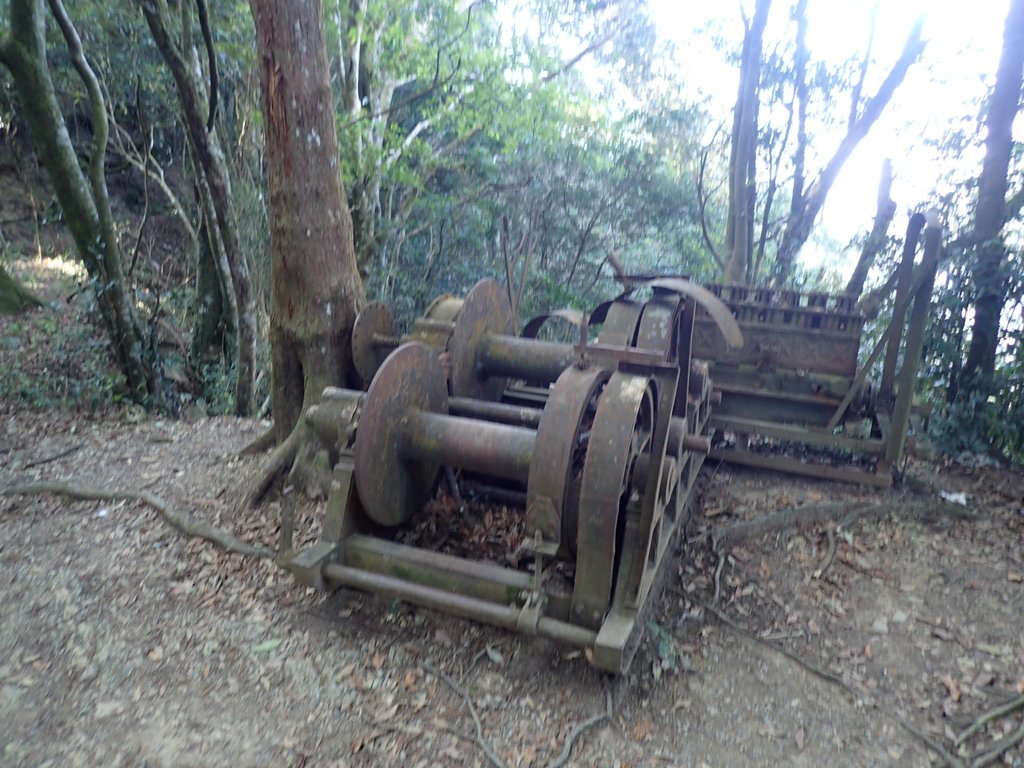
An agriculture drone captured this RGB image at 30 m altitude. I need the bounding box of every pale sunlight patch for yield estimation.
[13,252,87,286]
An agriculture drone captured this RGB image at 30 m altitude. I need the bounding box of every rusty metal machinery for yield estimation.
[283,216,942,671]
[286,278,741,673]
[688,213,944,486]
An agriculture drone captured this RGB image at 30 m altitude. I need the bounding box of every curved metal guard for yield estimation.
[622,278,744,350]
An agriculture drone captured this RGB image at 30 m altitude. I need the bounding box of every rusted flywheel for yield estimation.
[572,371,656,629]
[350,292,467,387]
[353,277,741,406]
[353,340,663,586]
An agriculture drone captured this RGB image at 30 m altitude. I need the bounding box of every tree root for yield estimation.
[953,693,1024,767]
[547,686,613,768]
[703,497,979,548]
[956,694,1024,746]
[700,601,966,768]
[2,481,273,558]
[20,445,81,470]
[244,422,308,508]
[240,425,278,456]
[423,660,507,768]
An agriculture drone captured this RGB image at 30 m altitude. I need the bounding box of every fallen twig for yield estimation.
[806,525,837,584]
[423,660,507,768]
[700,601,964,768]
[2,481,272,558]
[20,445,81,470]
[970,720,1024,767]
[956,693,1024,747]
[712,542,725,606]
[547,685,613,768]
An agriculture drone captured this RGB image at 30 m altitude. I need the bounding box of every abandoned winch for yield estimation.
[281,213,940,673]
[285,277,742,673]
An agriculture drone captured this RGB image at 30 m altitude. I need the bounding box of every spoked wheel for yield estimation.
[571,371,656,630]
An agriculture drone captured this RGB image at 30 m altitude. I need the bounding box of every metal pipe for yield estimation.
[448,397,543,428]
[412,317,456,333]
[667,416,711,456]
[460,481,528,507]
[402,411,536,481]
[477,334,577,383]
[323,563,598,648]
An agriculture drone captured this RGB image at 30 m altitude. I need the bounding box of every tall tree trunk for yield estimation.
[190,215,226,361]
[141,0,256,416]
[723,0,771,284]
[959,0,1024,393]
[0,0,157,402]
[845,159,896,297]
[250,0,365,443]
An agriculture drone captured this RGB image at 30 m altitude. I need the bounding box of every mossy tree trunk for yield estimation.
[190,215,226,362]
[0,262,43,314]
[0,0,157,402]
[141,0,257,416]
[249,0,365,444]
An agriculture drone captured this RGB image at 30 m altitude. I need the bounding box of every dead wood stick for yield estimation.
[20,445,81,469]
[547,686,613,768]
[2,481,272,558]
[423,661,507,768]
[700,602,965,768]
[712,543,725,606]
[956,693,1024,747]
[807,525,838,584]
[707,499,977,547]
[702,502,882,546]
[970,720,1024,767]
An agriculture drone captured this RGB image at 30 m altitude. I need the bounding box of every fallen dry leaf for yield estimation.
[631,718,654,741]
[940,673,961,702]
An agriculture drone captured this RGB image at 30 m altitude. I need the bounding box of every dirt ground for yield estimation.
[2,258,1024,768]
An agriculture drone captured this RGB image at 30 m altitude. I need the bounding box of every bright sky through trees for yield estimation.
[649,0,1015,274]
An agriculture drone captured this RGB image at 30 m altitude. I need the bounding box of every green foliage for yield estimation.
[195,360,237,415]
[646,620,678,672]
[0,260,42,313]
[920,230,1024,463]
[0,294,121,411]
